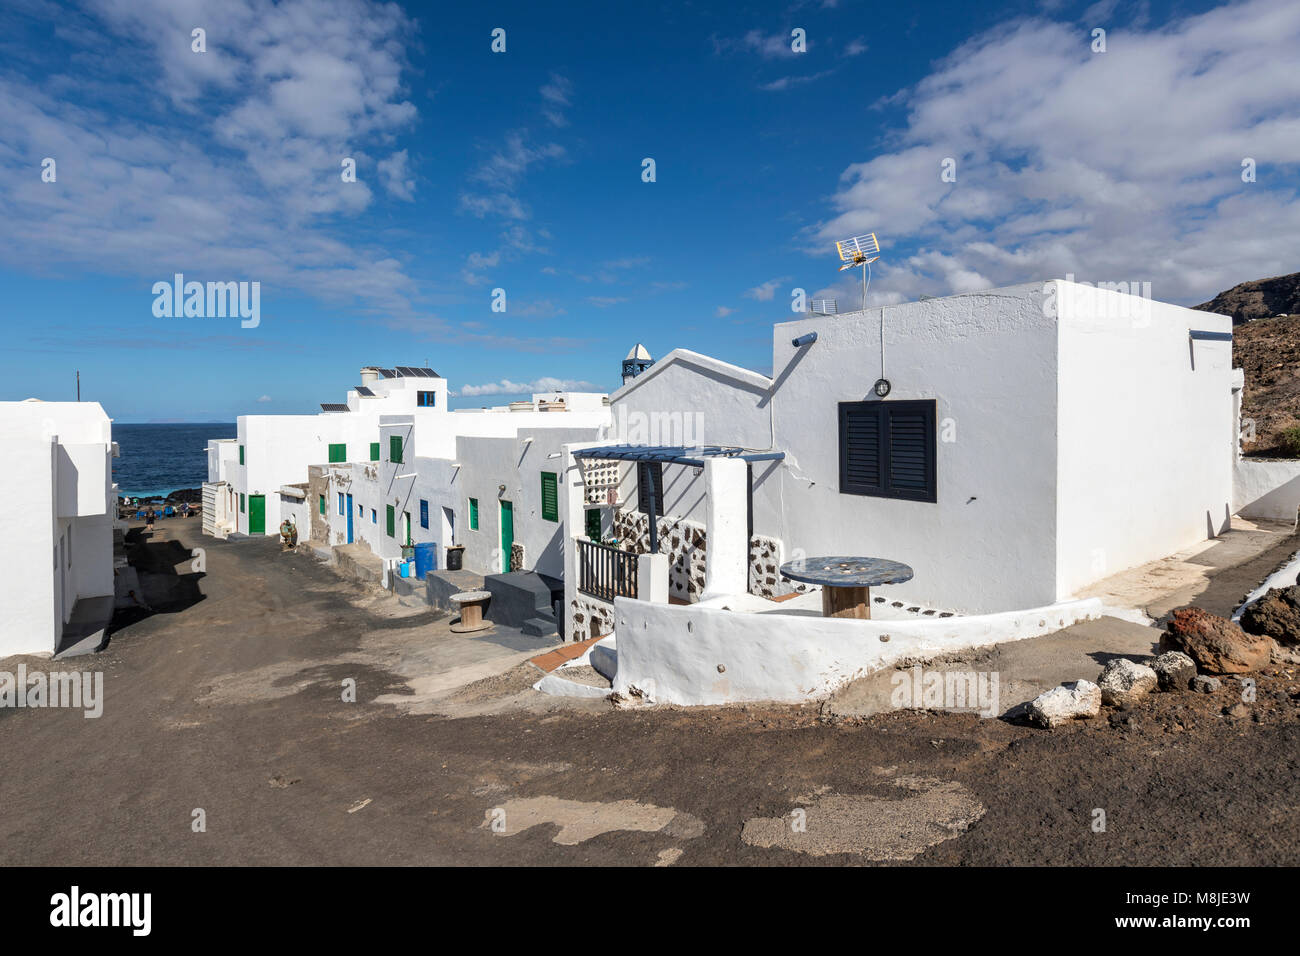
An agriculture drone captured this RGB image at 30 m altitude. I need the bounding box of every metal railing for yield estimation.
[577,539,638,602]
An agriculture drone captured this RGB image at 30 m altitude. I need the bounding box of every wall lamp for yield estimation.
[791,331,818,348]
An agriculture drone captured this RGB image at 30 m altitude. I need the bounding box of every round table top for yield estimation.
[450,590,491,603]
[779,556,914,588]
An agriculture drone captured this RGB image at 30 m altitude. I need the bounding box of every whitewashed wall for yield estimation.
[1055,284,1236,594]
[610,594,1103,706]
[768,283,1061,613]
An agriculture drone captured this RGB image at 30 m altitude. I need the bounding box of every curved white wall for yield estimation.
[610,594,1103,706]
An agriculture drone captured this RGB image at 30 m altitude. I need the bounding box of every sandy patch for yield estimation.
[482,796,704,846]
[742,774,984,860]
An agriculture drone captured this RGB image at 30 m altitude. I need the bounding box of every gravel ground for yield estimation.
[0,522,1295,866]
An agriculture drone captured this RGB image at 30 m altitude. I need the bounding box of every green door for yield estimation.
[499,500,513,572]
[585,507,601,541]
[248,494,266,535]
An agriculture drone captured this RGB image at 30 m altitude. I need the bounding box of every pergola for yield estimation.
[573,444,785,553]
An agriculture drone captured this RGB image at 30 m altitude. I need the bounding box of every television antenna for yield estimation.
[834,232,880,313]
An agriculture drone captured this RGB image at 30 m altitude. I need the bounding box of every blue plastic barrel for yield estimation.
[414,542,438,579]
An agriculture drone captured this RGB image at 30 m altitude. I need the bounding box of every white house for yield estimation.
[561,279,1246,649]
[208,366,612,581]
[0,400,116,658]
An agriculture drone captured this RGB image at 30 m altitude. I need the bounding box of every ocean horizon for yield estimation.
[113,421,236,499]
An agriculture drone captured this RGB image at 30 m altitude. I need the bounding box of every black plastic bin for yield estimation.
[445,545,465,571]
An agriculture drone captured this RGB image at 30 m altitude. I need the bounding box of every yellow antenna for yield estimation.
[835,232,880,271]
[833,232,882,313]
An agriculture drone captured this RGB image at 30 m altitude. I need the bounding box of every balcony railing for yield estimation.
[577,539,638,602]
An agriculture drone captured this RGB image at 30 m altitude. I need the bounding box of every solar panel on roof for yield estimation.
[320,403,349,412]
[377,368,397,378]
[355,386,375,397]
[419,367,440,378]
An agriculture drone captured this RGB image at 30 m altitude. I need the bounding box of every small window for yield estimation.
[469,497,479,531]
[239,444,245,465]
[420,499,429,529]
[370,442,380,461]
[389,434,403,463]
[417,390,437,407]
[386,504,395,538]
[839,399,937,502]
[240,493,246,513]
[328,443,347,463]
[319,494,325,515]
[359,503,364,517]
[338,492,344,516]
[540,472,559,522]
[371,508,376,524]
[637,461,664,515]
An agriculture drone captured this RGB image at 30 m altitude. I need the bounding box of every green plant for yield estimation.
[1281,425,1300,457]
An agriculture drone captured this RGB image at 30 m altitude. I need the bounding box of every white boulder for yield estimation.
[1098,658,1158,707]
[1027,680,1102,728]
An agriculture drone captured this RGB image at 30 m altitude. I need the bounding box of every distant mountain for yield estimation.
[1195,271,1300,324]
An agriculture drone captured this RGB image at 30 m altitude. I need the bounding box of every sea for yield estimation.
[113,422,236,500]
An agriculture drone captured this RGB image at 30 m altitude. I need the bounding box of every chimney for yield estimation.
[360,367,380,386]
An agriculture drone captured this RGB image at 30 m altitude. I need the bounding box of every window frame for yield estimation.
[469,497,479,531]
[328,442,347,463]
[838,399,938,503]
[369,442,380,462]
[540,471,559,522]
[389,434,403,464]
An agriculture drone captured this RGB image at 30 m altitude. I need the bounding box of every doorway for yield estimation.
[499,499,513,572]
[249,494,266,535]
[346,493,354,543]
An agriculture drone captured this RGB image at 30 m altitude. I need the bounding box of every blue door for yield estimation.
[346,494,354,543]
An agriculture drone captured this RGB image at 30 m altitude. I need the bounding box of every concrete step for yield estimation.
[521,617,558,638]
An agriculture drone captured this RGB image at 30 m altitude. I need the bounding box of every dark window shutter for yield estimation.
[840,404,882,494]
[839,400,936,502]
[637,462,664,515]
[540,472,559,522]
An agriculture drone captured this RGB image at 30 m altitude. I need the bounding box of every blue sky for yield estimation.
[1,0,1296,421]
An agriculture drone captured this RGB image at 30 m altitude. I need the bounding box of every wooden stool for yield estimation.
[449,590,492,633]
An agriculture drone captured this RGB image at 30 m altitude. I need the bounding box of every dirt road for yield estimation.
[1,523,1296,866]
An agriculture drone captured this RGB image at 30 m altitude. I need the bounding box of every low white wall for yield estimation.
[609,595,1103,706]
[1234,458,1300,525]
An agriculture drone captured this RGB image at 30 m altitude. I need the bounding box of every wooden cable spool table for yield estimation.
[449,589,493,633]
[778,556,914,620]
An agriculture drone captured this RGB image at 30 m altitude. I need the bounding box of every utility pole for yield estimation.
[76,370,81,402]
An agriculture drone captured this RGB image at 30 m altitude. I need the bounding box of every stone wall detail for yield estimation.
[569,594,616,643]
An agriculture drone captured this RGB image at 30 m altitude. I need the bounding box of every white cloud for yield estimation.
[540,73,573,127]
[813,0,1300,304]
[745,277,791,301]
[715,305,736,317]
[257,394,271,402]
[377,149,415,200]
[459,377,601,397]
[0,0,428,322]
[586,296,626,308]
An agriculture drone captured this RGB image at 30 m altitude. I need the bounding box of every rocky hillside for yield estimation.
[1192,272,1300,457]
[1232,316,1300,457]
[1194,271,1300,323]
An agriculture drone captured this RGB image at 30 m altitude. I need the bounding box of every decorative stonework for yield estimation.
[614,509,707,601]
[613,509,791,602]
[569,595,616,643]
[749,534,795,598]
[510,541,525,572]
